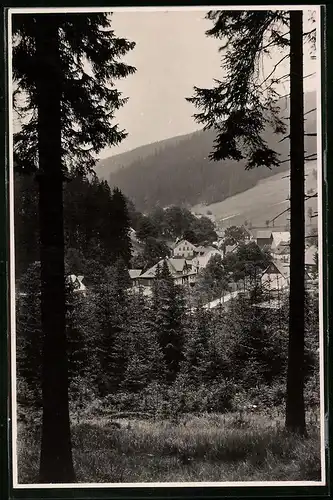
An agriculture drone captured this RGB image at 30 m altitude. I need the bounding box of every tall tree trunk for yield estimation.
[285,10,306,436]
[36,14,76,482]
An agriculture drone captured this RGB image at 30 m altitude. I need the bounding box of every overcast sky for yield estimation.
[98,8,318,159]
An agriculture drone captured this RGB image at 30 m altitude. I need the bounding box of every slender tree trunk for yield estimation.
[285,10,306,436]
[36,14,76,482]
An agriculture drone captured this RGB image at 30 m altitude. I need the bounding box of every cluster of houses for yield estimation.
[129,240,223,296]
[68,226,318,311]
[128,227,318,307]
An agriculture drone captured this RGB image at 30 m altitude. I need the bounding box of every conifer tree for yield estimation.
[122,290,164,392]
[12,12,136,481]
[66,286,89,384]
[187,9,315,435]
[152,260,186,383]
[182,306,212,385]
[94,262,130,395]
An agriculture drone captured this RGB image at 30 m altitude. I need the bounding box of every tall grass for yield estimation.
[17,412,321,484]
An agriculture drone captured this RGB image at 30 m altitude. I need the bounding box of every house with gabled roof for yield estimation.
[172,239,198,258]
[192,247,223,271]
[129,269,142,287]
[260,261,290,295]
[255,230,274,249]
[138,257,197,287]
[66,274,87,296]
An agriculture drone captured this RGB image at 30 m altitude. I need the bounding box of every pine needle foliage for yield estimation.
[187,10,292,169]
[12,12,136,174]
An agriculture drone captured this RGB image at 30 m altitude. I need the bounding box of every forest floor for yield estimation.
[17,411,322,484]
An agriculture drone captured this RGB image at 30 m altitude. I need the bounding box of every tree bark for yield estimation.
[285,10,306,436]
[36,14,76,482]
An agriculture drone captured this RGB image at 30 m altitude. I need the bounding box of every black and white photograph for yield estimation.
[9,5,325,488]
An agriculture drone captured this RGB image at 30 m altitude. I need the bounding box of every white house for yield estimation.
[172,239,198,258]
[66,274,87,295]
[271,241,290,261]
[271,232,290,251]
[260,261,290,295]
[192,248,223,271]
[138,258,197,288]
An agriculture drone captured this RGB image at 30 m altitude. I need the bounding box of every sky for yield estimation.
[98,8,319,160]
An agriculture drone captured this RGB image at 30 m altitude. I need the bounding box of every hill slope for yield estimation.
[97,92,317,212]
[192,160,318,230]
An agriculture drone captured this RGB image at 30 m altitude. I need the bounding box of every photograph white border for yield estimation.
[8,4,326,489]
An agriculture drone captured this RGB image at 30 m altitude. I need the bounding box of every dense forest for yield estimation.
[97,92,317,211]
[14,172,218,279]
[17,248,319,422]
[15,169,320,422]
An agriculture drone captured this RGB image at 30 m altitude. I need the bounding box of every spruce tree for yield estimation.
[182,306,212,385]
[66,286,89,384]
[187,9,315,435]
[12,12,136,481]
[152,260,186,383]
[122,289,164,392]
[94,262,130,395]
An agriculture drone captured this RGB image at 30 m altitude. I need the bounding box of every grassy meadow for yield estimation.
[193,160,318,228]
[17,410,321,484]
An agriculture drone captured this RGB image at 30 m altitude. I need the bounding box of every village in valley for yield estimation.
[70,216,319,313]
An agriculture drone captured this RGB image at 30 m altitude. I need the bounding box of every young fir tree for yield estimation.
[227,296,288,391]
[122,289,164,393]
[187,10,315,435]
[93,261,130,396]
[12,12,136,481]
[182,306,213,385]
[151,260,186,384]
[200,253,230,301]
[66,285,89,384]
[65,282,96,419]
